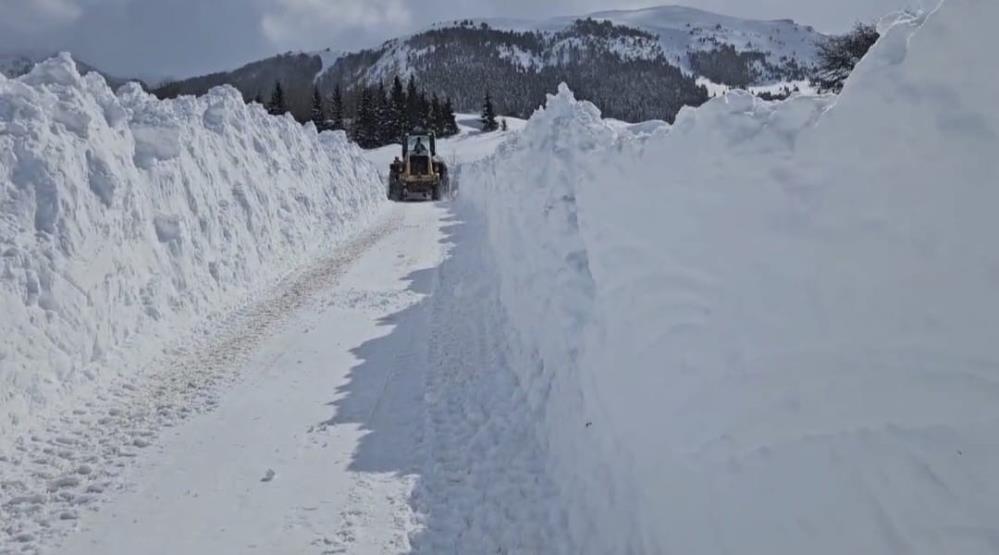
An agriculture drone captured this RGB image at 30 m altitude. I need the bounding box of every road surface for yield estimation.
[55,203,444,554]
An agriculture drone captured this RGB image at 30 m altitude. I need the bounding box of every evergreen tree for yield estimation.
[501,118,508,132]
[352,87,380,148]
[480,90,498,132]
[330,85,345,130]
[812,22,880,93]
[406,77,421,131]
[442,98,459,137]
[375,82,392,144]
[310,86,328,131]
[267,82,287,116]
[389,76,407,141]
[253,92,264,106]
[429,94,443,135]
[418,92,431,131]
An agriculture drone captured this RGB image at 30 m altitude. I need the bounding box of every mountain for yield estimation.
[550,6,822,78]
[154,52,324,121]
[154,5,827,124]
[0,52,145,90]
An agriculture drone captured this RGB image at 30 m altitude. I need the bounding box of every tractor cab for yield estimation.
[405,133,436,156]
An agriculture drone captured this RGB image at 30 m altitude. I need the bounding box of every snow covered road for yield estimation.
[38,203,445,554]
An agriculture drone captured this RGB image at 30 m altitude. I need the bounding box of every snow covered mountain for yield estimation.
[0,52,143,90]
[0,54,37,79]
[155,5,825,124]
[557,6,821,71]
[441,5,823,80]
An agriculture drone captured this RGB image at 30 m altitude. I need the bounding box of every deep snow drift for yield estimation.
[0,54,384,441]
[460,0,999,552]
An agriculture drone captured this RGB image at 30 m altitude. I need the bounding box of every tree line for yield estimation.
[261,75,461,148]
[319,20,710,124]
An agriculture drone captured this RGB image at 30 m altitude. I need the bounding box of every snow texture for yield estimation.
[0,53,384,442]
[460,0,999,552]
[442,5,826,77]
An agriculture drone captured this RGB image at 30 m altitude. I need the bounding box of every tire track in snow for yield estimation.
[0,206,404,554]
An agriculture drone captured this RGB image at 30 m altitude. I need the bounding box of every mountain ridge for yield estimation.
[151,5,826,125]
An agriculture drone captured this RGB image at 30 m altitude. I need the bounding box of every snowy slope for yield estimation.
[0,52,142,89]
[459,0,999,552]
[0,54,384,441]
[313,5,825,89]
[434,5,824,74]
[0,54,38,79]
[311,47,345,82]
[578,5,822,68]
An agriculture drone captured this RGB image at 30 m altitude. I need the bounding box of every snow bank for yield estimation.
[0,54,384,439]
[461,0,999,552]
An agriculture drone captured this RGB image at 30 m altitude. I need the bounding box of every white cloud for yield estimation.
[261,0,412,49]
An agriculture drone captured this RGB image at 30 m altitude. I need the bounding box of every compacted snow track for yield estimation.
[0,204,447,554]
[40,198,566,555]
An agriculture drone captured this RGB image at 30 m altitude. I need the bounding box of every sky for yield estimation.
[0,0,924,80]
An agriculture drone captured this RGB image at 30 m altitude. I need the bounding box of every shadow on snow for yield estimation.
[313,204,570,554]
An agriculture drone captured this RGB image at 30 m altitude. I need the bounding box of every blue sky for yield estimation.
[1,0,925,79]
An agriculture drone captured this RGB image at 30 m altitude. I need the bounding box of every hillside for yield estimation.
[153,5,827,124]
[0,52,144,90]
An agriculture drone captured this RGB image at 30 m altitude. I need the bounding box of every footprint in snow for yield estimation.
[261,469,276,482]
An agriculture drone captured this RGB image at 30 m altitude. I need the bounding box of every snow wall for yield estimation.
[461,0,999,552]
[0,54,384,439]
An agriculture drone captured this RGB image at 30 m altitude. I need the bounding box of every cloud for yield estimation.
[0,0,82,45]
[261,0,412,49]
[1,0,919,79]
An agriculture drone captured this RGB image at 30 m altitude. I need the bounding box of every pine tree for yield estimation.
[480,91,498,132]
[353,87,380,148]
[812,22,880,93]
[267,82,287,116]
[406,77,421,131]
[353,87,370,147]
[428,94,441,135]
[390,76,407,141]
[253,92,264,106]
[416,91,432,131]
[330,85,345,130]
[310,86,328,131]
[442,98,459,137]
[375,82,392,144]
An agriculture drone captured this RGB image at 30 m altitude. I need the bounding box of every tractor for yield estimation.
[388,130,449,201]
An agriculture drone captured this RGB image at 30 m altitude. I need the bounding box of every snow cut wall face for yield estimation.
[0,54,384,438]
[462,0,999,553]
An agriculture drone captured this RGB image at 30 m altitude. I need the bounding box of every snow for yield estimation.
[1,0,997,552]
[497,44,542,70]
[458,0,999,552]
[583,5,823,69]
[54,205,441,554]
[311,47,344,82]
[472,4,826,77]
[364,113,527,171]
[0,53,384,445]
[697,76,818,97]
[358,6,825,88]
[0,54,39,78]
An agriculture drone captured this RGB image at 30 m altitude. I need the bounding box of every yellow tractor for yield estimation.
[388,130,449,201]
